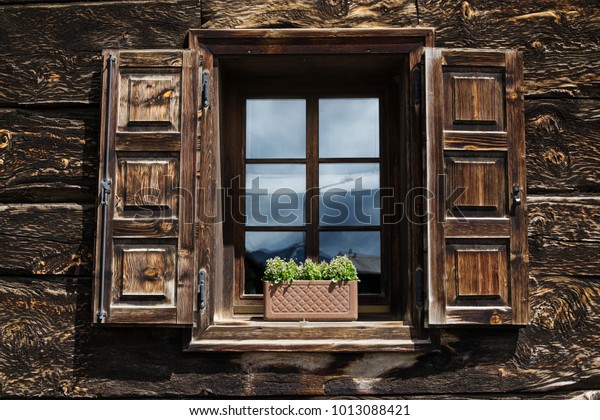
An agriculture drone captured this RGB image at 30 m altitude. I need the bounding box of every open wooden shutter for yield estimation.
[424,48,528,326]
[94,50,197,324]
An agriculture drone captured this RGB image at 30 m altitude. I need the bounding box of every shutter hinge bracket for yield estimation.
[198,269,207,311]
[100,179,112,205]
[201,70,210,109]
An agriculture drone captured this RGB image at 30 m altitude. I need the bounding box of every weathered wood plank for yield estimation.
[201,0,417,29]
[528,196,600,277]
[1,275,597,396]
[0,0,200,105]
[0,204,94,276]
[419,0,600,98]
[526,99,600,193]
[0,276,89,397]
[0,107,98,203]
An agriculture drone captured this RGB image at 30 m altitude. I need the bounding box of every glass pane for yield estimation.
[245,231,306,295]
[319,231,381,294]
[319,98,379,158]
[246,99,306,158]
[246,164,305,226]
[320,163,380,226]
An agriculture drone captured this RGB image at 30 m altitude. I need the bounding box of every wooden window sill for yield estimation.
[187,321,432,352]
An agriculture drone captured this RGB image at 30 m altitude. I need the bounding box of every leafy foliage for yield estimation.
[321,255,359,282]
[263,256,359,283]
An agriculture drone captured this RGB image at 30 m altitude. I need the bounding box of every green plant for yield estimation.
[300,259,322,280]
[262,256,301,284]
[263,256,359,283]
[321,255,358,282]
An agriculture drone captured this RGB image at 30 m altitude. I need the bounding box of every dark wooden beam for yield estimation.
[419,0,600,98]
[526,99,600,194]
[0,204,94,276]
[0,107,98,203]
[528,196,600,277]
[0,0,200,105]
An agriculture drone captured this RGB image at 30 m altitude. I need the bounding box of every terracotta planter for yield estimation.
[263,280,358,321]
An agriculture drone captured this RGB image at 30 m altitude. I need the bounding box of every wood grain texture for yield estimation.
[526,99,600,194]
[0,0,200,105]
[528,196,600,277]
[419,0,600,98]
[201,0,417,29]
[0,275,597,396]
[0,276,88,397]
[0,107,97,203]
[0,204,94,276]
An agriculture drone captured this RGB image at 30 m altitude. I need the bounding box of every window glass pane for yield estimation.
[319,231,381,294]
[246,99,306,158]
[246,164,305,226]
[320,163,380,226]
[319,98,379,158]
[245,231,306,295]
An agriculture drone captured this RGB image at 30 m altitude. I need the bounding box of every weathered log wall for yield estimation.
[0,0,598,398]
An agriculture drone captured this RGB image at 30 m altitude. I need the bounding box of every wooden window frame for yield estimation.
[233,87,389,313]
[187,28,435,352]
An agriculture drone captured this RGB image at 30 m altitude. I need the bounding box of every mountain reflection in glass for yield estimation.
[319,98,379,158]
[246,164,305,226]
[320,163,380,226]
[245,231,306,295]
[246,99,306,158]
[320,231,381,294]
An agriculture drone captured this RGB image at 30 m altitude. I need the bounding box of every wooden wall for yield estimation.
[0,0,598,398]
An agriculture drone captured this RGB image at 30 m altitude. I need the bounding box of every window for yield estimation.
[235,92,388,315]
[93,29,529,352]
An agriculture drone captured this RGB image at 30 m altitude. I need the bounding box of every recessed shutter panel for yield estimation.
[424,48,528,326]
[94,50,197,324]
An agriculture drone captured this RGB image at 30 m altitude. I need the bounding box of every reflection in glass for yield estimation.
[246,99,306,158]
[245,231,306,294]
[246,164,305,226]
[320,163,380,226]
[319,98,379,158]
[320,231,381,294]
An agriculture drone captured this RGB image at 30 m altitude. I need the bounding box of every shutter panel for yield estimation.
[94,50,197,324]
[424,48,529,326]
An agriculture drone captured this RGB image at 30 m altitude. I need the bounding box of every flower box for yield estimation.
[263,280,358,321]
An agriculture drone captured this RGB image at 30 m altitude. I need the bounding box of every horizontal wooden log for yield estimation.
[526,99,600,193]
[0,276,88,397]
[528,196,600,277]
[419,0,600,98]
[201,0,417,29]
[0,275,597,396]
[0,0,200,105]
[0,204,94,276]
[0,107,98,203]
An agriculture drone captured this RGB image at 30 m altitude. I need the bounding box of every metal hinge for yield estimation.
[100,179,112,205]
[201,70,210,109]
[198,269,207,311]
